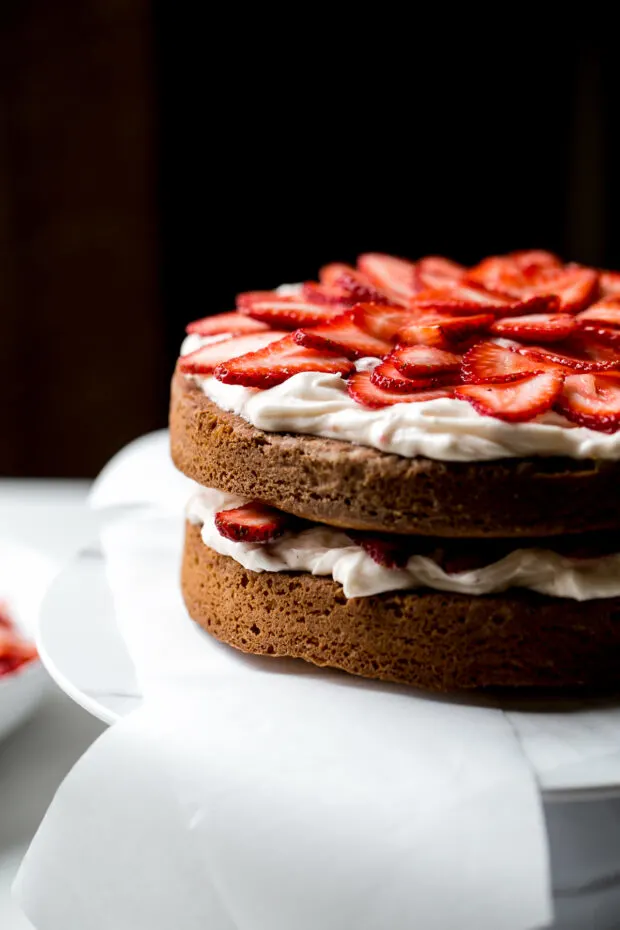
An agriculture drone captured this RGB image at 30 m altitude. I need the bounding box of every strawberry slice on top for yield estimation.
[239,297,344,328]
[348,371,455,409]
[179,331,288,375]
[600,270,620,299]
[490,313,577,343]
[348,303,414,342]
[521,265,599,313]
[413,256,466,291]
[461,342,554,384]
[294,315,392,360]
[214,500,290,543]
[575,298,620,329]
[396,313,493,347]
[186,311,269,337]
[357,253,419,306]
[556,373,620,432]
[390,344,461,379]
[214,334,354,388]
[455,371,564,422]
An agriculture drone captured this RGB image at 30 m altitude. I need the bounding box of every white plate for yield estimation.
[0,540,57,742]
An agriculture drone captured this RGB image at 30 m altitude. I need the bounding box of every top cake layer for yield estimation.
[171,250,620,535]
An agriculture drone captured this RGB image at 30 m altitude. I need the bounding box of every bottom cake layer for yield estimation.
[181,522,620,691]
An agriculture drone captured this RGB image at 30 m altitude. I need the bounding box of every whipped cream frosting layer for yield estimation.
[188,488,620,601]
[180,309,620,464]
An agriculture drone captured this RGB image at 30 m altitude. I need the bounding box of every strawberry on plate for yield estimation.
[357,253,419,306]
[556,373,620,432]
[186,311,269,337]
[461,342,554,384]
[295,315,392,360]
[396,313,493,347]
[347,371,455,408]
[179,331,287,374]
[455,371,564,422]
[348,303,414,342]
[239,296,344,328]
[490,313,577,343]
[214,334,354,388]
[390,344,461,379]
[215,501,290,543]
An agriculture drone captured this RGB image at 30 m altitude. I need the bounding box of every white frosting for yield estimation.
[179,285,620,462]
[188,488,620,601]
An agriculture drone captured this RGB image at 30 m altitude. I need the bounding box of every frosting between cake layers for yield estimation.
[187,488,620,601]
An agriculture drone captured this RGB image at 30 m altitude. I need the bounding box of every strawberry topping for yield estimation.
[600,270,620,298]
[396,313,493,347]
[576,298,620,329]
[186,312,269,337]
[348,303,414,342]
[215,501,290,543]
[347,371,455,408]
[239,298,343,328]
[461,342,553,384]
[455,371,564,422]
[556,374,620,433]
[214,334,354,388]
[370,360,446,393]
[490,313,577,342]
[357,253,419,306]
[294,315,391,360]
[346,532,411,569]
[413,256,466,291]
[179,331,287,374]
[390,344,461,379]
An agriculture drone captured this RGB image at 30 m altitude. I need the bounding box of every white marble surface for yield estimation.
[0,481,105,929]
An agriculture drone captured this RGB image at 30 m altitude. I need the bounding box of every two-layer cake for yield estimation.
[170,250,620,690]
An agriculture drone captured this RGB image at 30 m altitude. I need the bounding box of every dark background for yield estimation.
[1,5,618,476]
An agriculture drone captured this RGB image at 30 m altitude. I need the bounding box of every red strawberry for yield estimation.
[236,290,299,309]
[413,256,466,290]
[357,253,418,306]
[511,249,562,276]
[186,312,269,337]
[215,501,290,543]
[556,373,620,432]
[179,331,287,375]
[390,344,461,379]
[455,371,564,422]
[214,334,354,388]
[461,342,553,384]
[411,282,513,313]
[396,313,493,347]
[490,313,577,342]
[303,273,385,307]
[239,297,343,328]
[294,315,391,360]
[346,531,410,569]
[319,263,356,286]
[465,255,526,295]
[516,344,620,373]
[348,302,414,342]
[347,371,455,408]
[370,359,448,393]
[600,270,620,298]
[576,298,620,329]
[522,265,599,312]
[492,294,562,318]
[301,281,352,305]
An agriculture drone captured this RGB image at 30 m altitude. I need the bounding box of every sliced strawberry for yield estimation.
[346,531,410,569]
[179,331,287,375]
[390,344,461,379]
[347,371,454,408]
[236,290,299,309]
[600,270,620,298]
[576,298,620,329]
[319,263,355,286]
[396,313,493,347]
[455,371,564,422]
[294,315,391,360]
[461,342,552,384]
[300,281,350,305]
[490,313,577,342]
[239,297,343,328]
[413,256,466,290]
[214,334,354,388]
[370,359,448,393]
[465,255,526,295]
[492,294,562,318]
[186,311,269,337]
[348,302,413,342]
[303,274,384,306]
[411,282,513,313]
[357,253,418,306]
[523,265,599,312]
[215,500,290,543]
[516,343,620,373]
[578,326,620,347]
[556,374,620,432]
[511,249,562,276]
